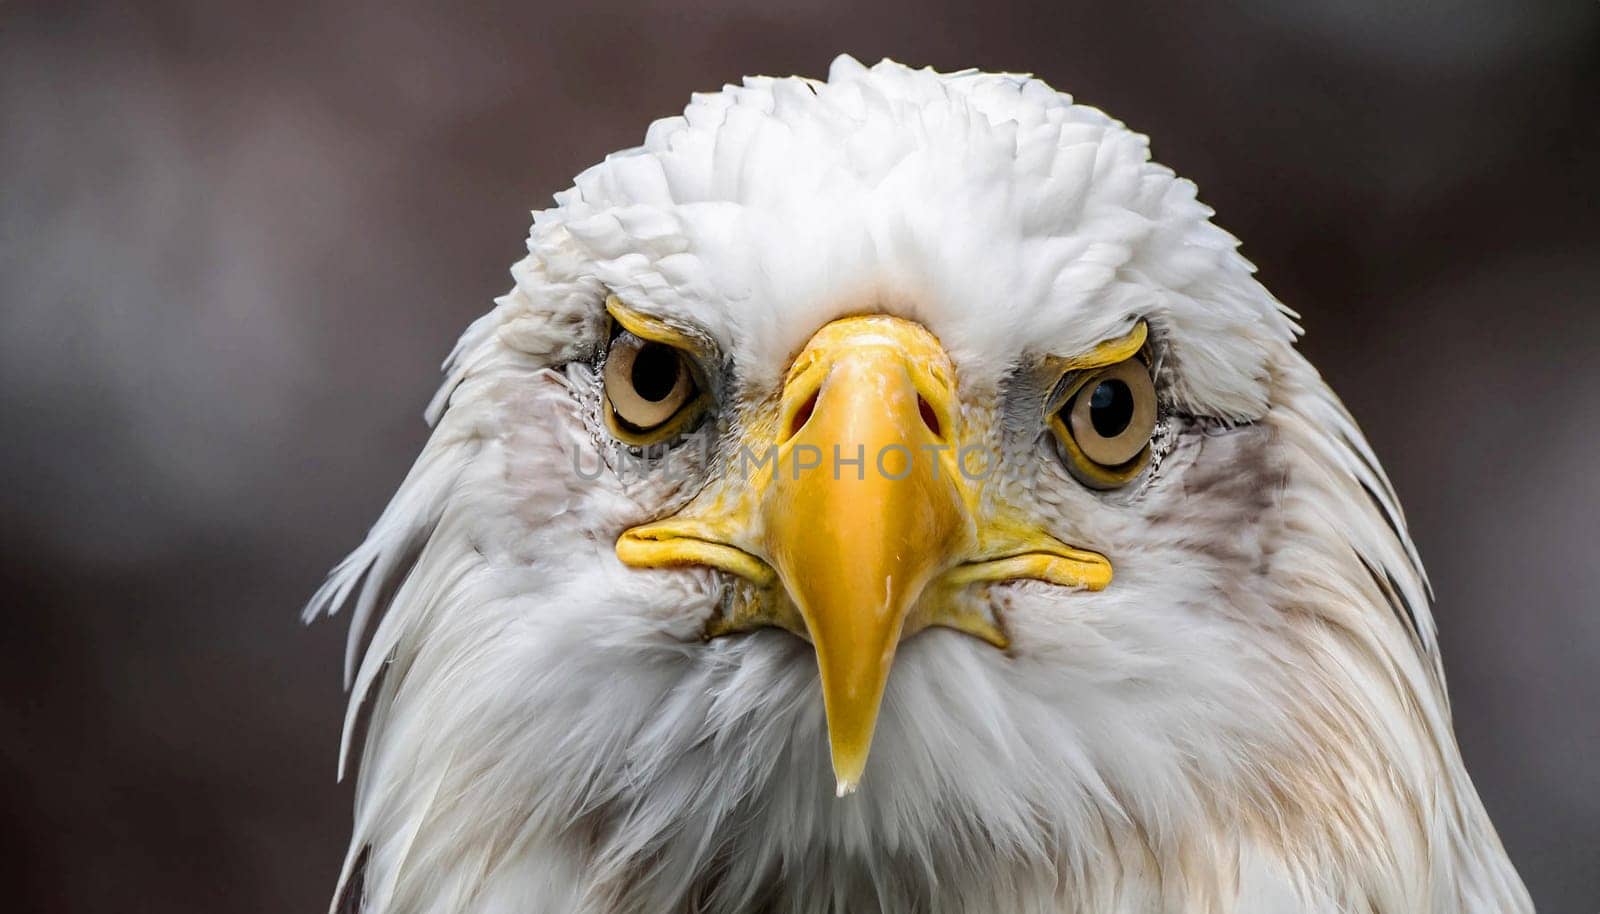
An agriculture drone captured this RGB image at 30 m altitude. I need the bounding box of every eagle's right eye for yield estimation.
[602,329,704,445]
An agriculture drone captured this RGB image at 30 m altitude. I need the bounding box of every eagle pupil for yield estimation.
[631,344,680,402]
[1088,380,1133,437]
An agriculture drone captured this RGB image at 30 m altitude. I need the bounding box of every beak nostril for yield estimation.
[917,395,942,438]
[787,388,820,441]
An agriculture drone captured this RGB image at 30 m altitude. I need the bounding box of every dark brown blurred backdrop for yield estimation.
[2,1,1596,911]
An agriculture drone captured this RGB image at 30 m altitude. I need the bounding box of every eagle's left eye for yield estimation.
[602,330,704,445]
[1049,356,1157,489]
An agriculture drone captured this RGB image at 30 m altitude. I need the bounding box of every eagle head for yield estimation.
[309,56,1529,914]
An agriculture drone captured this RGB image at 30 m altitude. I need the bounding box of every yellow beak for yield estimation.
[616,315,1112,795]
[759,317,969,792]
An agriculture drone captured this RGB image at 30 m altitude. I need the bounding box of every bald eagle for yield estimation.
[308,56,1532,914]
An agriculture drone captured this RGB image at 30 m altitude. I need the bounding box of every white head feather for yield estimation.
[307,56,1531,914]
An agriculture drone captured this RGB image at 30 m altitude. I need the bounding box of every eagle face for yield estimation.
[312,57,1530,914]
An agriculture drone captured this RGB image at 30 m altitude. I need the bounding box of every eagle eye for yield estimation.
[1050,356,1156,489]
[602,330,704,445]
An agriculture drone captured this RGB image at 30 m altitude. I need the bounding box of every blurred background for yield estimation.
[2,0,1596,910]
